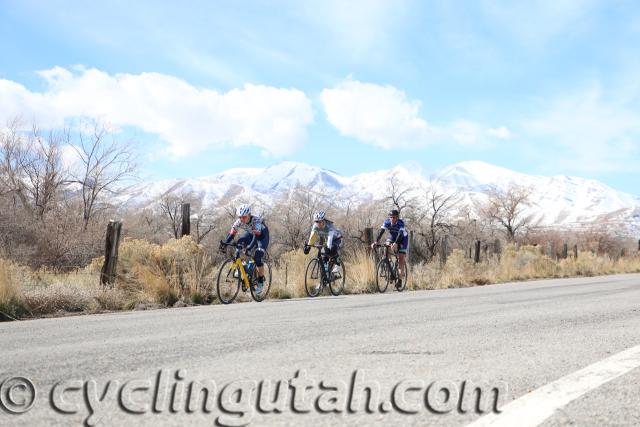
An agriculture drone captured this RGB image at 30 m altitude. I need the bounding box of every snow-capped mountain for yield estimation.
[118,160,640,234]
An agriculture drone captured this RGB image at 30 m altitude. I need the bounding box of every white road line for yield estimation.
[467,344,640,427]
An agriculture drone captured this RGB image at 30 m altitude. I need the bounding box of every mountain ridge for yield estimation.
[118,160,640,235]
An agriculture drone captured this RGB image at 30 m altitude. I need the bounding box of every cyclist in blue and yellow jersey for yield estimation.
[371,209,408,289]
[219,204,269,293]
[303,211,343,266]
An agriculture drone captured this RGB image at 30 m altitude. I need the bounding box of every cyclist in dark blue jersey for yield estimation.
[371,209,408,289]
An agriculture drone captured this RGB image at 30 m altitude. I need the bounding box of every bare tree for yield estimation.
[481,184,535,242]
[0,118,32,211]
[413,183,461,261]
[22,126,69,218]
[385,171,416,215]
[0,119,68,219]
[271,185,330,251]
[67,120,137,230]
[159,193,185,239]
[191,208,217,244]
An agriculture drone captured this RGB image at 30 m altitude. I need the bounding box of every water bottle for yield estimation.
[246,260,254,278]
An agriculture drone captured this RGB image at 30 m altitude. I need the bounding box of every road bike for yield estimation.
[216,242,272,304]
[373,243,407,293]
[304,245,345,297]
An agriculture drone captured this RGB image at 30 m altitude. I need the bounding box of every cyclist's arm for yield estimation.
[307,226,319,247]
[374,227,385,244]
[252,217,265,238]
[224,220,240,244]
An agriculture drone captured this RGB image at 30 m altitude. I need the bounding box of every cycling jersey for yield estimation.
[229,215,267,238]
[380,218,407,242]
[376,218,409,253]
[307,219,343,249]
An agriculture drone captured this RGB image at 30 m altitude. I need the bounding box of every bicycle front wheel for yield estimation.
[376,258,392,293]
[304,258,322,297]
[216,258,241,304]
[250,262,272,302]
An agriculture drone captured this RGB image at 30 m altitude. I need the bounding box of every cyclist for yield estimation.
[219,204,269,293]
[371,209,408,289]
[303,211,343,274]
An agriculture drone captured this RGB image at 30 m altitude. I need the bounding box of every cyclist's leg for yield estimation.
[254,229,269,281]
[236,231,253,251]
[328,238,343,275]
[327,238,340,259]
[397,235,409,285]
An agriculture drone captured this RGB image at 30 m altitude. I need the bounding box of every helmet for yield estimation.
[313,211,326,222]
[388,209,400,216]
[236,204,251,217]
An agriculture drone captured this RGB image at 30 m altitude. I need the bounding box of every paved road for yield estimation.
[2,274,640,426]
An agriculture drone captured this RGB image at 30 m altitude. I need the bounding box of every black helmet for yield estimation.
[388,209,399,216]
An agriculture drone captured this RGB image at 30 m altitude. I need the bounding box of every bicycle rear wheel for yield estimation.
[250,262,272,302]
[304,258,322,297]
[216,258,241,304]
[329,259,345,296]
[376,258,392,293]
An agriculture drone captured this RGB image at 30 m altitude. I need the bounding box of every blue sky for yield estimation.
[1,0,639,194]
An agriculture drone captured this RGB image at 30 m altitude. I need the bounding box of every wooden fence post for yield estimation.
[364,227,374,246]
[474,239,481,263]
[562,242,568,259]
[440,235,449,266]
[181,203,191,237]
[494,239,501,260]
[364,227,374,258]
[100,220,122,287]
[573,244,578,259]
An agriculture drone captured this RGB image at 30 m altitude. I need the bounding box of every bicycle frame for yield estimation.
[382,245,398,276]
[313,245,330,285]
[221,243,253,290]
[229,256,252,290]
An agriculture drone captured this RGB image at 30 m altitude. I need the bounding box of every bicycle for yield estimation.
[373,243,407,293]
[216,242,272,304]
[304,244,345,297]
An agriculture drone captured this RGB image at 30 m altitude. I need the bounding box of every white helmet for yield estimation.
[236,204,251,217]
[313,211,326,222]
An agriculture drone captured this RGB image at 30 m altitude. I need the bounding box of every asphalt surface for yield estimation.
[1,273,640,426]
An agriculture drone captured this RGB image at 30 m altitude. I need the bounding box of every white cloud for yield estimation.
[321,79,511,149]
[487,126,514,139]
[522,83,640,172]
[0,67,314,158]
[320,79,435,149]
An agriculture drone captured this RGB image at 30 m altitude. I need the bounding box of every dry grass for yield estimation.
[344,249,378,294]
[0,259,29,320]
[115,237,216,305]
[2,239,640,321]
[408,245,640,289]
